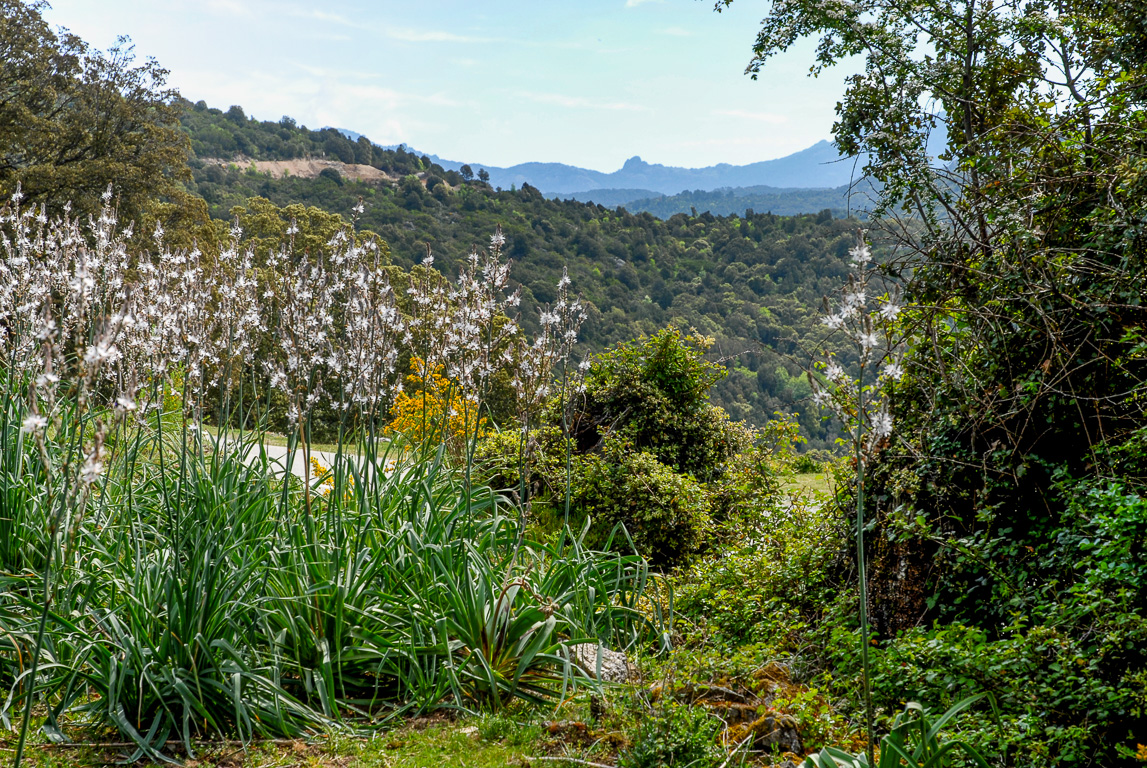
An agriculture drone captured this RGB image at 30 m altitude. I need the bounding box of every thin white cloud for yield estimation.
[205,0,253,18]
[286,7,493,44]
[291,9,355,27]
[519,91,645,111]
[714,109,789,124]
[385,26,490,44]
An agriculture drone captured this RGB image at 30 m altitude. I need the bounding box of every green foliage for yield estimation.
[719,0,1147,761]
[472,425,568,501]
[801,696,991,768]
[575,327,751,483]
[867,620,1146,766]
[625,186,853,219]
[791,453,823,474]
[0,1,189,222]
[178,103,864,442]
[475,712,546,746]
[0,406,657,758]
[617,701,724,768]
[672,490,842,649]
[857,479,1147,765]
[441,569,565,710]
[570,436,711,568]
[706,413,805,532]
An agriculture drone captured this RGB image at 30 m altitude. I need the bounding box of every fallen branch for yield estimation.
[38,738,304,750]
[717,733,755,768]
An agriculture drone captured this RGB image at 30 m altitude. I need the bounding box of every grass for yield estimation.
[13,718,542,768]
[781,470,835,498]
[0,390,655,761]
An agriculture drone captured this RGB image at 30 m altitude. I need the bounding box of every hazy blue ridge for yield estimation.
[548,181,881,219]
[548,188,662,207]
[363,136,865,195]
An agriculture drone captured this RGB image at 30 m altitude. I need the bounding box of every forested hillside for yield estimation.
[178,100,857,445]
[620,184,857,219]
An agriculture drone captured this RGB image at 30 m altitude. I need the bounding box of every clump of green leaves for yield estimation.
[618,702,725,768]
[570,435,712,567]
[802,696,991,768]
[573,327,749,484]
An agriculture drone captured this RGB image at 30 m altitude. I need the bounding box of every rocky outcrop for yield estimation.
[570,643,629,683]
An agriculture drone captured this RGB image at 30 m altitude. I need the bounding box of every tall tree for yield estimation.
[721,0,1147,759]
[0,0,189,222]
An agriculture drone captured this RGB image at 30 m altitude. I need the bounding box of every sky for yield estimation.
[42,0,853,172]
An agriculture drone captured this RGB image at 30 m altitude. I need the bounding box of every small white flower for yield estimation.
[822,313,846,330]
[879,301,901,321]
[81,453,104,485]
[871,409,893,439]
[850,243,871,266]
[859,332,879,351]
[881,361,904,381]
[35,318,57,341]
[22,414,47,433]
[115,395,137,412]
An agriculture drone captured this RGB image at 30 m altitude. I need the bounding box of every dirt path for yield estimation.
[202,156,398,182]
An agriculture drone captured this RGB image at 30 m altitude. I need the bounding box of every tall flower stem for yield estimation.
[855,362,874,767]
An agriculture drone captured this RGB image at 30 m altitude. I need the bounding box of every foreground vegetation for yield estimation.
[3,0,1147,765]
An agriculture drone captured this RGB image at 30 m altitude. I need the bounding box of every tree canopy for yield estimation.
[0,0,188,222]
[721,0,1147,759]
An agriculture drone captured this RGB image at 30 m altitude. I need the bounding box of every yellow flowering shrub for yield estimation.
[386,357,484,455]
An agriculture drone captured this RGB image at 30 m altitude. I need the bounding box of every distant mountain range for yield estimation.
[351,133,863,196]
[334,129,882,218]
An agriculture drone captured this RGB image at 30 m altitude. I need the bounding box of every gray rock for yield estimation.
[570,643,629,683]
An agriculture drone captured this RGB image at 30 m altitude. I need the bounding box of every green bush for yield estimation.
[860,476,1147,765]
[673,492,842,648]
[571,436,711,567]
[618,702,724,768]
[707,438,784,531]
[472,425,567,499]
[573,327,749,483]
[791,448,835,474]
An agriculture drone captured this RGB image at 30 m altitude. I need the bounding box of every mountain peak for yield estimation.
[622,155,646,170]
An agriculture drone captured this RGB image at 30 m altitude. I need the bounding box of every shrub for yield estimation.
[573,327,747,483]
[672,492,842,648]
[571,437,711,567]
[791,448,835,474]
[472,425,567,501]
[386,356,485,456]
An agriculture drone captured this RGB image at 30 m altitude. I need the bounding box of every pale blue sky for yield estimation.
[43,0,852,171]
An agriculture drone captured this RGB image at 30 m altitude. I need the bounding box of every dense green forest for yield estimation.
[178,100,857,446]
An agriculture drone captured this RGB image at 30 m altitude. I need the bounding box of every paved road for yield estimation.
[252,443,347,478]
